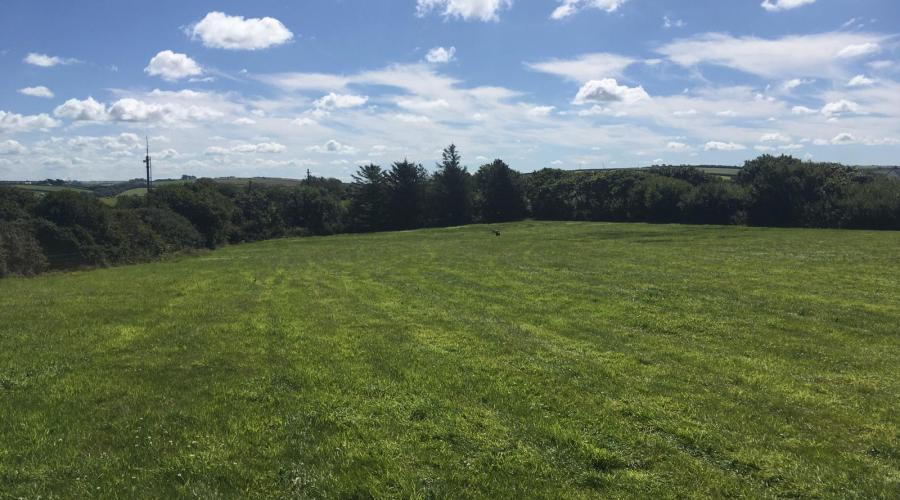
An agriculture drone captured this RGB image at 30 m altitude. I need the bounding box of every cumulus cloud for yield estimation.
[306,139,357,154]
[573,79,649,105]
[551,0,628,20]
[830,132,856,144]
[820,99,859,118]
[761,0,815,12]
[188,12,293,50]
[0,110,60,133]
[704,141,746,151]
[145,50,203,81]
[313,93,369,110]
[847,74,875,87]
[54,96,223,124]
[527,106,555,117]
[18,86,54,98]
[666,141,690,151]
[23,53,78,67]
[426,46,457,64]
[0,140,27,155]
[416,0,512,22]
[54,97,109,121]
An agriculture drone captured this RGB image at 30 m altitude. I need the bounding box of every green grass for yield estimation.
[697,167,741,178]
[116,187,149,197]
[7,184,92,194]
[1,221,898,498]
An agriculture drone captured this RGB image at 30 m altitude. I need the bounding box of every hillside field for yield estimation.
[0,221,898,497]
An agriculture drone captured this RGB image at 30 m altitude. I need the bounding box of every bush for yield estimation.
[0,221,48,277]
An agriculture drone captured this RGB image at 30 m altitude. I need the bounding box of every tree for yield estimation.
[385,160,429,230]
[284,186,344,235]
[147,180,236,248]
[430,144,473,226]
[737,155,852,227]
[525,169,576,220]
[473,159,527,222]
[348,164,388,232]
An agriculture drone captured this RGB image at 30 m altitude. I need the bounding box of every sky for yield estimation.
[1,0,898,181]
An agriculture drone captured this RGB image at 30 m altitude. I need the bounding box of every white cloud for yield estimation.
[820,99,859,118]
[573,79,649,105]
[426,46,457,63]
[53,95,224,124]
[23,53,78,67]
[782,78,812,91]
[232,117,256,125]
[663,16,686,29]
[0,110,60,133]
[791,105,818,115]
[704,141,746,151]
[392,113,431,124]
[673,109,698,117]
[836,42,880,59]
[145,50,202,81]
[527,52,635,82]
[292,117,318,127]
[255,72,351,92]
[158,149,179,160]
[760,132,791,143]
[313,93,369,110]
[306,139,357,154]
[396,98,451,113]
[188,12,293,50]
[0,140,27,155]
[54,97,109,121]
[18,86,54,98]
[416,0,512,22]
[716,110,737,117]
[551,0,628,20]
[761,0,815,12]
[666,141,690,151]
[847,74,875,87]
[830,132,856,144]
[527,106,555,117]
[658,32,888,79]
[205,142,286,155]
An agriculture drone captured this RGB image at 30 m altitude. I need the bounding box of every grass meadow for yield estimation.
[1,221,898,497]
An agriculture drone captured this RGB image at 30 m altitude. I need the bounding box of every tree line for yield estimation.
[2,146,899,277]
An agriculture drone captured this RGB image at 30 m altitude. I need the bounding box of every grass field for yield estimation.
[1,222,898,497]
[6,184,92,194]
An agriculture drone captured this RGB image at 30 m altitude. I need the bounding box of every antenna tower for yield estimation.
[143,137,152,192]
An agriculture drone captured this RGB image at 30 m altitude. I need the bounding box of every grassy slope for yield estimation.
[0,222,898,498]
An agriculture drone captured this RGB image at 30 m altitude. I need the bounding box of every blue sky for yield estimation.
[1,0,898,180]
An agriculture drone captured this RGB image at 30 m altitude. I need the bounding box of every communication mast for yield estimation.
[143,137,153,192]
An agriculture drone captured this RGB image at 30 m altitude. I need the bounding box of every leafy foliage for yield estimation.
[1,152,898,279]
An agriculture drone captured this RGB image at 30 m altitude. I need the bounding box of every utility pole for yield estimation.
[143,137,152,192]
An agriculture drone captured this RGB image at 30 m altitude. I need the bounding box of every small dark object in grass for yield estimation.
[492,230,501,236]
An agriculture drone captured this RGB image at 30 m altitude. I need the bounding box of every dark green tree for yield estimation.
[473,159,527,222]
[348,164,388,232]
[386,160,429,230]
[430,144,473,226]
